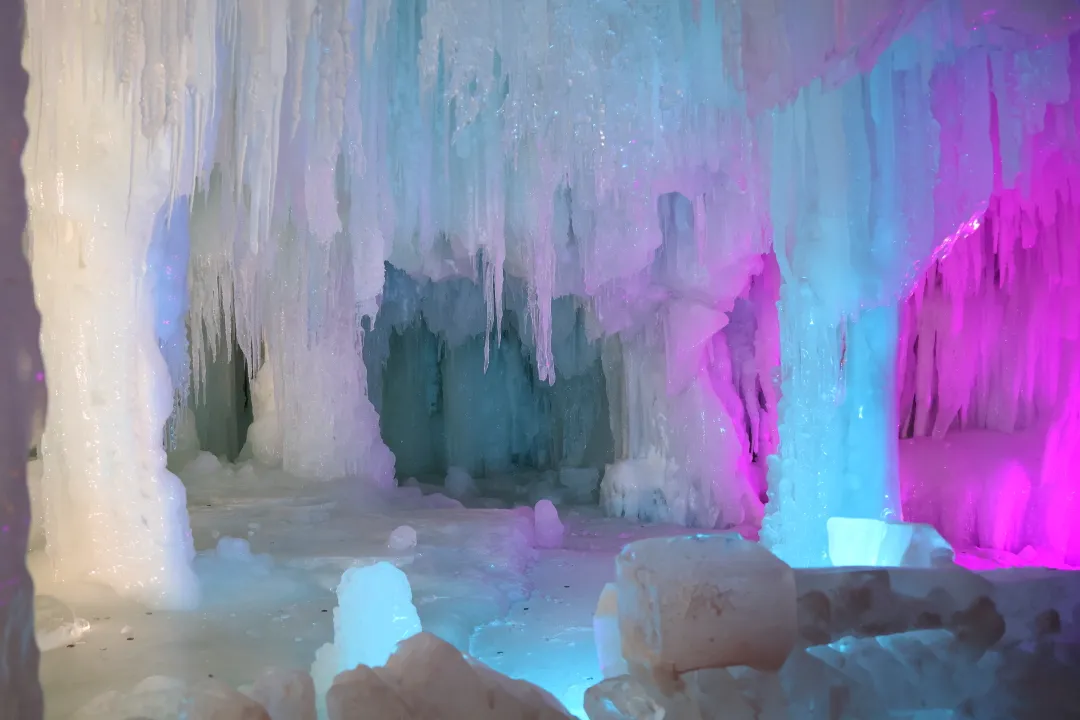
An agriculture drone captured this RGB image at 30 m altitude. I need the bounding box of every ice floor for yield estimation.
[30,456,688,719]
[31,431,1080,719]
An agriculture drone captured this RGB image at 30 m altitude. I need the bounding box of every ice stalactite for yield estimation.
[900,118,1080,562]
[23,1,211,607]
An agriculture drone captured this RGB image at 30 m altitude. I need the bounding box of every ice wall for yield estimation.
[897,127,1080,562]
[0,0,44,712]
[900,184,1080,439]
[23,2,203,608]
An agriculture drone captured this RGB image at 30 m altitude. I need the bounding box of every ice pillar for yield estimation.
[764,264,902,565]
[762,284,846,566]
[263,238,395,485]
[0,0,44,711]
[842,306,901,521]
[23,10,199,609]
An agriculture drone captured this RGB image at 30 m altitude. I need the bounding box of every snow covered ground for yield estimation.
[30,429,1080,719]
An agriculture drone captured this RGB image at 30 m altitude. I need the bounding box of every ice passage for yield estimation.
[3,0,1080,717]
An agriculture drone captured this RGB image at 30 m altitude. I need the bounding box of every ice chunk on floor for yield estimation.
[616,534,797,679]
[807,629,999,712]
[250,668,316,720]
[444,466,477,498]
[585,667,785,720]
[593,583,628,679]
[331,632,574,719]
[34,595,90,652]
[534,499,565,549]
[827,518,955,568]
[73,676,269,719]
[583,675,665,720]
[793,566,1004,651]
[388,525,417,550]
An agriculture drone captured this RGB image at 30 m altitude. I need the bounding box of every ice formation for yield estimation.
[310,562,423,713]
[533,499,565,549]
[11,3,1080,716]
[387,525,418,551]
[23,2,200,608]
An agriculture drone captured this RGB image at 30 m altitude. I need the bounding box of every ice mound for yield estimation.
[34,594,90,652]
[827,518,955,568]
[335,562,422,668]
[533,499,565,549]
[602,453,723,529]
[311,562,422,713]
[559,467,601,504]
[198,536,274,577]
[587,536,1080,718]
[327,632,574,720]
[250,668,316,720]
[184,450,226,476]
[615,534,798,680]
[444,466,476,499]
[74,676,269,720]
[388,524,418,550]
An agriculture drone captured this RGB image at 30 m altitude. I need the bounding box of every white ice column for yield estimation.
[23,11,199,609]
[265,243,394,485]
[762,283,846,567]
[841,305,902,521]
[0,0,44,711]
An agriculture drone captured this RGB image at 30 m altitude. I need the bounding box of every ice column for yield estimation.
[763,284,847,566]
[761,15,951,563]
[0,0,44,711]
[842,307,901,520]
[263,237,394,485]
[23,6,199,609]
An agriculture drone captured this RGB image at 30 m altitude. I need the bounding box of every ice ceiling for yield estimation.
[20,0,1080,609]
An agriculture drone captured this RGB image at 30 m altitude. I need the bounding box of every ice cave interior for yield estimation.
[4,0,1080,718]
